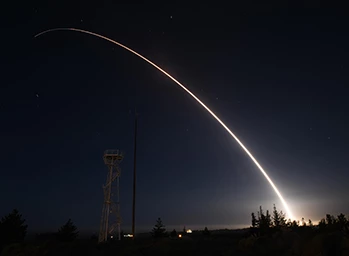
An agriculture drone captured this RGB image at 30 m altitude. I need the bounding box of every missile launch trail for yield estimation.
[35,28,294,220]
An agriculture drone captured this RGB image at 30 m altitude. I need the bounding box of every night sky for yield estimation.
[2,3,349,234]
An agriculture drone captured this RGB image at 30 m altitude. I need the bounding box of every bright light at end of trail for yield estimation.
[34,28,295,220]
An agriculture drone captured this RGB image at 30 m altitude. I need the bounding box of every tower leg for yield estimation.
[99,150,123,243]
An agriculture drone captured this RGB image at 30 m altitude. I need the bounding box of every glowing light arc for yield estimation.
[35,28,294,220]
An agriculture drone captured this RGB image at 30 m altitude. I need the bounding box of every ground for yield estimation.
[2,229,349,256]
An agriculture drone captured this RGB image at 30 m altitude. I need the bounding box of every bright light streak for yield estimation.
[35,28,294,220]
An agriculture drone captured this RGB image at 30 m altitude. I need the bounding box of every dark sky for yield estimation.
[1,3,349,233]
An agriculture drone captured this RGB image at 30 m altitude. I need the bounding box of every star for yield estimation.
[170,15,173,19]
[80,19,83,23]
[216,97,219,100]
[328,136,331,140]
[36,94,39,98]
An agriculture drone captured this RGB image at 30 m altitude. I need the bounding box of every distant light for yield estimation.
[123,234,133,238]
[186,229,192,233]
[110,235,113,239]
[178,234,182,238]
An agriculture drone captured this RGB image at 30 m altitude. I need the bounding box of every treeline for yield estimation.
[250,204,349,236]
[0,209,78,253]
[151,217,210,238]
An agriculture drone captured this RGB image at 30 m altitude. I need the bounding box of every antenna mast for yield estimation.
[132,111,138,238]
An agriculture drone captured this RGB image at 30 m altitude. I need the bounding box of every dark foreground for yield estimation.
[2,228,349,256]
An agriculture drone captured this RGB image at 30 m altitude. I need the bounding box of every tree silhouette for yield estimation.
[151,218,166,238]
[327,214,337,227]
[308,219,313,227]
[265,210,272,227]
[250,206,275,236]
[90,233,98,240]
[279,211,286,227]
[288,220,299,231]
[203,227,210,237]
[257,206,272,235]
[170,229,177,238]
[0,209,27,249]
[337,213,347,224]
[57,219,78,242]
[272,204,287,230]
[318,218,326,230]
[259,206,263,218]
[251,212,258,228]
[250,212,259,237]
[272,204,281,228]
[337,213,348,233]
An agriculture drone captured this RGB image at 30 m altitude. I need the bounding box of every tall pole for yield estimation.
[117,176,121,240]
[132,110,138,239]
